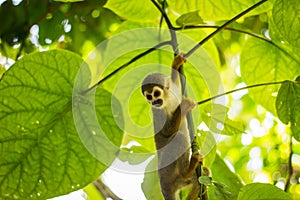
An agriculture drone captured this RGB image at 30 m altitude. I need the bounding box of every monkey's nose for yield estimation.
[152,99,163,107]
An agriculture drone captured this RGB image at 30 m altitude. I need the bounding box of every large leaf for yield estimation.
[168,0,272,21]
[272,0,300,49]
[104,0,160,21]
[208,155,244,200]
[237,183,292,200]
[0,50,123,199]
[240,37,300,114]
[276,80,300,141]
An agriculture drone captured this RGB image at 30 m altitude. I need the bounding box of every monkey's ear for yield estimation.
[165,79,170,89]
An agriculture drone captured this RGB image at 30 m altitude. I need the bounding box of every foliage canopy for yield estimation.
[0,0,299,199]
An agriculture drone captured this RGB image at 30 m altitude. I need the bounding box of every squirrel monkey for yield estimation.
[141,54,201,200]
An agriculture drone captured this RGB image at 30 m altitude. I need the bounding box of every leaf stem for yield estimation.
[184,0,268,58]
[197,80,285,105]
[81,40,173,95]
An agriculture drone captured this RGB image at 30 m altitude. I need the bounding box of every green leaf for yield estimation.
[293,143,300,154]
[0,64,5,79]
[168,0,272,21]
[198,176,212,185]
[208,155,243,200]
[268,15,300,63]
[200,104,245,135]
[0,50,123,199]
[275,80,300,141]
[240,37,300,114]
[175,11,204,26]
[196,130,216,167]
[272,0,300,49]
[104,0,160,21]
[142,156,164,200]
[212,181,232,200]
[237,183,292,200]
[118,146,152,165]
[276,81,292,124]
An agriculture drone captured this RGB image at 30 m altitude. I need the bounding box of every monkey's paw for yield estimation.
[180,97,196,115]
[191,152,203,164]
[172,53,186,70]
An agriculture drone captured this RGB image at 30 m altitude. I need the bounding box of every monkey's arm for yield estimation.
[162,98,196,137]
[171,53,186,85]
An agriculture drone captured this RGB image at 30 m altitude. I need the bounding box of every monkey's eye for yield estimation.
[153,90,161,97]
[146,94,152,101]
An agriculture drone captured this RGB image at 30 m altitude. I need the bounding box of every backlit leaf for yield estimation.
[104,0,160,21]
[142,156,164,200]
[0,50,123,199]
[176,11,204,26]
[237,183,291,200]
[168,0,272,21]
[276,80,300,141]
[272,0,300,49]
[240,37,300,114]
[208,154,243,200]
[196,130,216,167]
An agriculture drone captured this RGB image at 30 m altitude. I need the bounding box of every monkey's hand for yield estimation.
[180,97,196,116]
[183,152,203,179]
[172,53,186,71]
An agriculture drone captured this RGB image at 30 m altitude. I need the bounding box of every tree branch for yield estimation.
[175,25,300,66]
[175,25,272,44]
[197,80,285,105]
[150,0,178,53]
[184,0,269,58]
[93,178,122,200]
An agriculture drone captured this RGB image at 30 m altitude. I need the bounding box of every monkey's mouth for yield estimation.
[152,99,163,107]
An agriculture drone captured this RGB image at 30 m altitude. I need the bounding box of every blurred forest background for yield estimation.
[0,0,300,199]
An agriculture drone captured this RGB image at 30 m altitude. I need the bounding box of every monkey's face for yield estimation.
[143,86,165,108]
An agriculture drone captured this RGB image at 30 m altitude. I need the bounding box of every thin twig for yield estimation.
[175,25,273,44]
[175,25,300,65]
[197,80,285,105]
[93,178,122,200]
[184,0,268,58]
